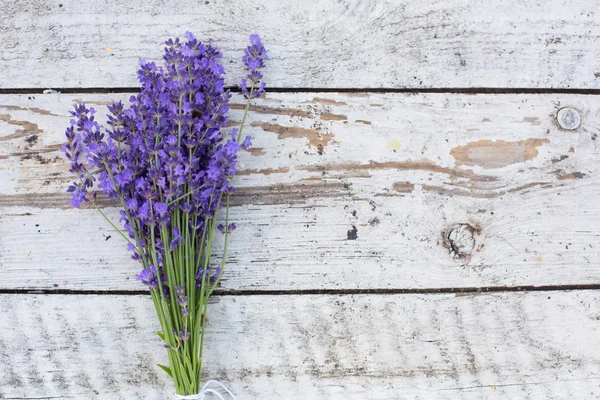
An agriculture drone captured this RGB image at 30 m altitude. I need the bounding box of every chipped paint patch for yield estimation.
[522,117,541,126]
[230,103,311,118]
[311,97,347,106]
[393,182,415,193]
[557,172,587,180]
[246,147,266,156]
[0,114,44,142]
[450,139,550,169]
[251,122,333,148]
[0,105,59,116]
[320,113,347,121]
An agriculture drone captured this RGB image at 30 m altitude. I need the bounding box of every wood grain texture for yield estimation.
[1,0,600,89]
[1,291,599,399]
[1,92,599,291]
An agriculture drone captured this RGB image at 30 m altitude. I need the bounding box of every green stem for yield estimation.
[236,82,255,142]
[208,195,231,296]
[91,201,132,245]
[167,184,206,206]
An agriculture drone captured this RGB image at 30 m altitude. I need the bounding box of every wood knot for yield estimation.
[443,223,478,260]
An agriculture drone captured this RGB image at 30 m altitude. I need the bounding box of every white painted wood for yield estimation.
[1,291,599,399]
[1,0,600,89]
[1,92,599,291]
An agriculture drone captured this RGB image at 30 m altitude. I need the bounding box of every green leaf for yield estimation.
[157,364,173,377]
[156,331,165,341]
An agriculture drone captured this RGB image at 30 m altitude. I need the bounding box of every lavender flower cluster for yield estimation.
[62,32,267,290]
[63,32,267,394]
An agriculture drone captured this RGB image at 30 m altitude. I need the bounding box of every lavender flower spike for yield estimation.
[241,34,267,100]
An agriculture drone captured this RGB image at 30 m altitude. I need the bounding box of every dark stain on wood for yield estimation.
[557,171,587,180]
[236,167,290,176]
[423,181,551,199]
[251,121,333,148]
[230,103,311,118]
[0,192,117,209]
[0,182,354,209]
[316,143,324,155]
[25,135,39,145]
[297,160,497,181]
[9,144,62,159]
[551,155,569,164]
[347,225,358,240]
[422,185,500,199]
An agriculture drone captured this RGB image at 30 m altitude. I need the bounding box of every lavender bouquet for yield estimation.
[62,33,267,397]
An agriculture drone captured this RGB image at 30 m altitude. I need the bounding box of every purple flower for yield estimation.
[241,135,252,150]
[61,33,268,312]
[175,283,189,316]
[114,168,133,188]
[175,325,191,342]
[240,35,267,100]
[243,34,267,71]
[153,202,168,219]
[136,264,158,289]
[196,265,221,288]
[169,227,182,250]
[217,222,236,234]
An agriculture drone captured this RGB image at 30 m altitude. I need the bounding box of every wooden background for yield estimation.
[1,1,600,399]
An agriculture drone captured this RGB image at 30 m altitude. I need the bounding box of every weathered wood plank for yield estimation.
[1,0,600,89]
[1,291,599,399]
[1,92,599,291]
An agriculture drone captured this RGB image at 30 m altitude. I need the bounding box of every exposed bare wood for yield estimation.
[1,291,599,399]
[449,139,550,169]
[0,92,598,291]
[1,0,600,89]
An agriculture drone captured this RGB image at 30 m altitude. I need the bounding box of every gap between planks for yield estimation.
[2,87,600,95]
[3,284,600,296]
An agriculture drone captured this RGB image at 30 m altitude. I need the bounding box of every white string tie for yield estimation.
[173,380,238,400]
